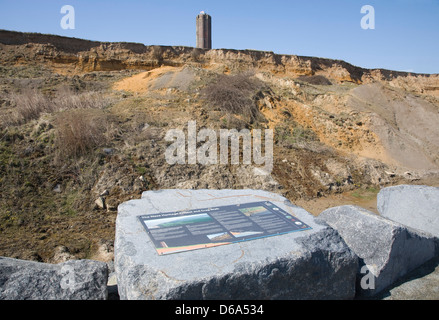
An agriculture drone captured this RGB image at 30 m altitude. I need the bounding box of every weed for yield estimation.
[54,86,112,111]
[136,166,147,175]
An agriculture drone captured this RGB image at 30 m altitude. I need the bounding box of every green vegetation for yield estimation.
[351,187,380,200]
[0,65,153,261]
[275,122,319,148]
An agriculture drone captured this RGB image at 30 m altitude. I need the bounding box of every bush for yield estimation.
[201,72,265,123]
[54,110,110,158]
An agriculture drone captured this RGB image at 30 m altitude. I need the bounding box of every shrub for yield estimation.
[201,72,265,123]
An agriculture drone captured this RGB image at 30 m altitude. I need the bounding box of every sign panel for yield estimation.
[138,201,312,255]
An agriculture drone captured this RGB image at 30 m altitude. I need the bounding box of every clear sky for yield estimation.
[1,0,438,74]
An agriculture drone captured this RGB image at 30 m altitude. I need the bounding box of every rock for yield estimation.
[384,171,396,177]
[377,185,439,237]
[115,189,358,300]
[319,205,438,297]
[106,261,119,300]
[51,246,75,264]
[0,257,108,300]
[379,256,439,300]
[103,148,114,155]
[107,272,119,300]
[92,240,114,262]
[105,198,118,212]
[95,196,106,210]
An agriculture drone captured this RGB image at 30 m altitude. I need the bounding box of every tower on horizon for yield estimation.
[196,11,212,50]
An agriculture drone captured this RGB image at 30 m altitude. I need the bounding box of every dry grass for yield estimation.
[55,86,112,111]
[8,89,54,124]
[5,88,113,126]
[54,109,112,159]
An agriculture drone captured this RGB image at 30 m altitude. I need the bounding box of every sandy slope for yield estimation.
[348,83,439,169]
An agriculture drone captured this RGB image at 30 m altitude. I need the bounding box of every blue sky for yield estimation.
[0,0,438,73]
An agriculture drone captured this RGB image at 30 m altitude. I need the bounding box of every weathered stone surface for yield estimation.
[115,189,358,300]
[0,257,108,300]
[95,196,106,210]
[319,205,438,297]
[378,256,439,300]
[377,185,439,237]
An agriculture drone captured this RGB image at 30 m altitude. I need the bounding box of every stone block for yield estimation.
[377,185,439,237]
[319,205,438,297]
[0,257,108,300]
[115,189,358,300]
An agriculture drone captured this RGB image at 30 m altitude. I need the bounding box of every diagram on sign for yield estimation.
[138,201,312,255]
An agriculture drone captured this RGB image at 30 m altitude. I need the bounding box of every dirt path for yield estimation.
[296,189,379,216]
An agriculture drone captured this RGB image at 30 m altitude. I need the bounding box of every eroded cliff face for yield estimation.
[1,30,438,95]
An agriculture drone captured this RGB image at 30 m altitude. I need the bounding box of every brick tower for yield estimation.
[196,11,212,49]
